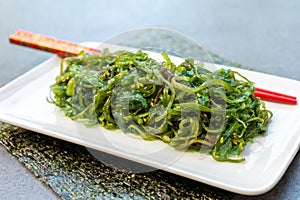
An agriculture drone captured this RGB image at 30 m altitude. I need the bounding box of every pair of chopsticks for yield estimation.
[8,29,297,105]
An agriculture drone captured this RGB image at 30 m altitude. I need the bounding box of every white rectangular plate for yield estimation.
[1,42,300,195]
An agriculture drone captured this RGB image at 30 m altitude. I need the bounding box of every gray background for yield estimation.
[0,0,299,199]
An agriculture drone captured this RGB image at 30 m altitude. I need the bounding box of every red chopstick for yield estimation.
[8,30,298,105]
[255,87,296,99]
[9,29,100,57]
[254,89,297,105]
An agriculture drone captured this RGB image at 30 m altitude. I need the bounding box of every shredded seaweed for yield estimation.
[49,49,272,163]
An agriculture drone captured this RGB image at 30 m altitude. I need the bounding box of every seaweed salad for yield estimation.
[49,49,272,163]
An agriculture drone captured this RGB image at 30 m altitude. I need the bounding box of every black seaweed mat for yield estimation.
[0,122,235,200]
[0,54,243,200]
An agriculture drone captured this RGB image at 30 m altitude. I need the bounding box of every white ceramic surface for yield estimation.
[1,43,300,195]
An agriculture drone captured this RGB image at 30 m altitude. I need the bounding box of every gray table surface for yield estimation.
[0,0,299,199]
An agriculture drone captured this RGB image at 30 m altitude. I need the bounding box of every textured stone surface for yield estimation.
[0,145,59,200]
